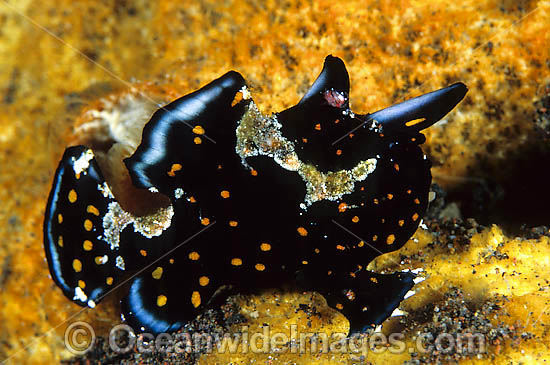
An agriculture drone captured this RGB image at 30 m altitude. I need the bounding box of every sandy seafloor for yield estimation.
[0,0,549,363]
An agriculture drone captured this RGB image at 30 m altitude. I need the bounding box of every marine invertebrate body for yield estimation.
[44,56,467,334]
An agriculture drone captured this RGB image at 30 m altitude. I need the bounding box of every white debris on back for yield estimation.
[390,308,408,317]
[116,256,126,271]
[73,287,88,302]
[240,86,252,100]
[72,149,94,176]
[87,300,96,308]
[174,188,184,199]
[235,102,377,207]
[102,202,174,250]
[97,255,109,265]
[97,182,115,199]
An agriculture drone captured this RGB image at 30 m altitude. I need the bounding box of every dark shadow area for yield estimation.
[439,131,550,235]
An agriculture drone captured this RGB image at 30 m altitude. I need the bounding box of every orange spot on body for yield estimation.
[68,189,77,203]
[72,259,82,272]
[229,220,238,227]
[297,227,308,236]
[157,295,167,307]
[260,243,271,251]
[167,163,183,176]
[199,276,210,286]
[412,213,419,221]
[201,217,210,226]
[255,263,265,271]
[394,163,400,171]
[352,216,359,223]
[231,91,243,107]
[84,219,93,231]
[315,123,321,131]
[405,117,426,127]
[231,258,242,266]
[189,251,200,260]
[336,244,345,251]
[386,234,396,245]
[152,267,163,279]
[346,290,356,301]
[338,202,348,212]
[220,190,230,198]
[83,240,93,251]
[387,193,394,200]
[192,125,205,135]
[87,205,100,216]
[191,291,201,308]
[94,256,106,265]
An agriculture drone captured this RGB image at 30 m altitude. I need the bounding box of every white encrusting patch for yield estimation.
[235,102,377,206]
[116,256,126,270]
[97,182,115,199]
[174,188,184,199]
[97,255,109,265]
[390,308,408,317]
[102,202,174,250]
[72,149,94,176]
[240,85,252,100]
[73,287,88,302]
